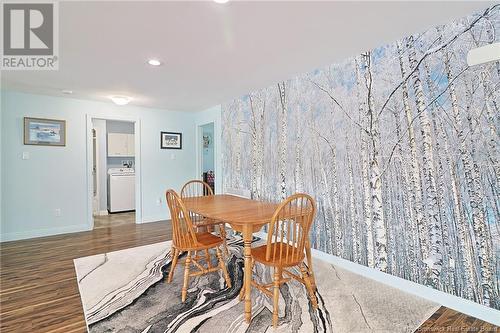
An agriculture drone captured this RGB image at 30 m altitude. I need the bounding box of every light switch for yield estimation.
[22,152,30,160]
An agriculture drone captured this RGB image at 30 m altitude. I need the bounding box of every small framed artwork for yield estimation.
[24,117,66,146]
[160,132,182,149]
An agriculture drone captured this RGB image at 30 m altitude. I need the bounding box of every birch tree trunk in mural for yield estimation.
[277,82,288,200]
[355,56,374,268]
[407,35,443,288]
[234,100,243,188]
[424,59,454,292]
[348,152,360,263]
[444,50,493,306]
[392,108,417,279]
[440,116,476,299]
[295,106,304,193]
[328,137,342,257]
[363,52,387,272]
[249,94,259,198]
[249,93,265,199]
[397,41,427,274]
[475,24,500,188]
[314,134,333,253]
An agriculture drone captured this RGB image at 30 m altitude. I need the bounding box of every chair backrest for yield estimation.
[165,189,197,249]
[181,180,213,198]
[266,193,316,263]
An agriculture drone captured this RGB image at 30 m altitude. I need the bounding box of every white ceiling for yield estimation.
[1,1,493,111]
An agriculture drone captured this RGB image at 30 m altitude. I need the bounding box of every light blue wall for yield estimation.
[202,123,214,173]
[1,91,199,241]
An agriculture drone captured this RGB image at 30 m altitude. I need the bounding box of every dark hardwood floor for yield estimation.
[0,221,497,332]
[416,306,498,332]
[1,221,172,332]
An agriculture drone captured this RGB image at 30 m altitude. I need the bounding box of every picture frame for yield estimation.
[24,117,66,146]
[160,131,182,149]
[203,134,211,148]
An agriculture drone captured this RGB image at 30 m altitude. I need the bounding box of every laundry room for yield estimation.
[91,119,136,229]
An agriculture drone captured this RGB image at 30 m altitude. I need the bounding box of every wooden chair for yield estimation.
[241,193,318,328]
[181,180,228,255]
[165,189,232,302]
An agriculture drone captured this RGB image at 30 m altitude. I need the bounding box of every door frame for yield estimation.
[195,119,221,194]
[92,127,100,215]
[85,114,142,229]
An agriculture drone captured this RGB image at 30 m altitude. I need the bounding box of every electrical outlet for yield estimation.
[156,198,162,206]
[54,208,62,217]
[170,153,176,160]
[22,152,30,160]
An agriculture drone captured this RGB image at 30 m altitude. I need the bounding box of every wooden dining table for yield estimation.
[183,194,316,323]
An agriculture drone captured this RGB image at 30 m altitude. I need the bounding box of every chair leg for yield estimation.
[205,249,212,269]
[216,247,232,288]
[300,263,318,309]
[219,224,228,256]
[182,251,191,302]
[167,248,179,283]
[239,284,245,301]
[305,240,317,291]
[272,267,281,328]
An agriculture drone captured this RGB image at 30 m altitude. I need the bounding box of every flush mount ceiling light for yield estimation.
[110,95,132,106]
[147,59,162,66]
[213,0,229,3]
[467,42,500,66]
[61,90,73,95]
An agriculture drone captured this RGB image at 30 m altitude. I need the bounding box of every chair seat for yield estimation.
[252,242,305,267]
[179,232,223,250]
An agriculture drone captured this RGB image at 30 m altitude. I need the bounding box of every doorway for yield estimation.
[200,122,215,192]
[88,116,141,229]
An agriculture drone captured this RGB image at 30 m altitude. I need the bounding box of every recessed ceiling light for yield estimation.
[110,95,132,106]
[147,59,162,66]
[214,0,229,3]
[61,90,73,95]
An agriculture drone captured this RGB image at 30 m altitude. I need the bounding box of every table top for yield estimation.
[183,194,279,226]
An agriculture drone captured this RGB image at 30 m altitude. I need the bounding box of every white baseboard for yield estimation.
[254,231,499,326]
[0,224,91,242]
[93,210,108,216]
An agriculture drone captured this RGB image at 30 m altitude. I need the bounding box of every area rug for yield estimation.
[74,237,439,332]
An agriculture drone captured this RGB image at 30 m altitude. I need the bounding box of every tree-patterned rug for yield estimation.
[74,237,439,332]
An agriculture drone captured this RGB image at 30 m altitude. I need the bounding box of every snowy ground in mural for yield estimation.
[74,237,439,332]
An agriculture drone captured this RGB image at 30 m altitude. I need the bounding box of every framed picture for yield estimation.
[24,117,66,146]
[160,132,182,149]
[203,134,211,148]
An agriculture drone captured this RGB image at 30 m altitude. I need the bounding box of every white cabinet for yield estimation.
[108,133,134,156]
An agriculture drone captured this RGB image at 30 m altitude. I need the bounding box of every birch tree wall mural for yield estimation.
[221,5,500,309]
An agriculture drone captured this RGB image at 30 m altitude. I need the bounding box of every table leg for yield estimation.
[243,224,252,323]
[305,239,317,291]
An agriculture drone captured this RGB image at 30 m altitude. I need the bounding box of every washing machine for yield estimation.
[107,168,135,213]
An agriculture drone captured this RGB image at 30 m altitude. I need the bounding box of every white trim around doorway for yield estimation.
[85,114,143,230]
[195,118,221,194]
